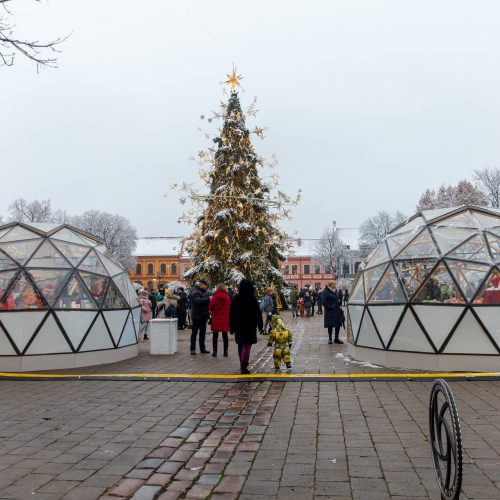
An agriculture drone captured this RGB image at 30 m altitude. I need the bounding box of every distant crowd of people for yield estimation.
[136,279,350,373]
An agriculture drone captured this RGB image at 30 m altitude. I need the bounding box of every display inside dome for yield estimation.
[0,222,140,356]
[347,206,500,355]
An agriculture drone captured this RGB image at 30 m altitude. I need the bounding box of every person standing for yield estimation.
[289,285,299,317]
[176,287,188,329]
[190,280,211,354]
[316,288,323,314]
[321,281,344,344]
[259,288,275,334]
[311,289,316,316]
[209,284,231,357]
[343,288,349,305]
[337,288,344,306]
[303,291,312,317]
[139,290,152,341]
[149,288,157,319]
[230,279,263,374]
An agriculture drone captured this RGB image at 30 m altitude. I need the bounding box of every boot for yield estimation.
[223,334,229,357]
[328,332,333,344]
[334,336,344,344]
[240,363,250,375]
[212,335,217,356]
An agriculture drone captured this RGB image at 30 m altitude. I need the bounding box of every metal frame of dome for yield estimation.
[346,205,500,369]
[0,222,140,371]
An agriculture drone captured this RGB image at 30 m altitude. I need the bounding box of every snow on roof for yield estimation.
[134,237,184,257]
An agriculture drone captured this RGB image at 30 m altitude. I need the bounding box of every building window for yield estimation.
[147,263,154,275]
[147,280,154,289]
[304,264,310,275]
[291,265,298,275]
[315,282,322,290]
[314,264,321,274]
[342,263,350,276]
[160,263,166,274]
[135,263,142,275]
[284,265,289,274]
[171,263,177,275]
[325,265,332,274]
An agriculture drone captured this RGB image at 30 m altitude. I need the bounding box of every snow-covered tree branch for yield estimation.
[359,211,407,252]
[473,167,500,208]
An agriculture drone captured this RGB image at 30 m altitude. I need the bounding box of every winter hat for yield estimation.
[141,290,149,297]
[198,279,209,286]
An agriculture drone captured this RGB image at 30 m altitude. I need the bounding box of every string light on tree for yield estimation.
[168,67,300,293]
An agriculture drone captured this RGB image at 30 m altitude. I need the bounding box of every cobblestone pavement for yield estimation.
[0,313,499,498]
[47,312,407,376]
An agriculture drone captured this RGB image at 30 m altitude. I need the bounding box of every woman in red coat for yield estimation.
[208,283,231,357]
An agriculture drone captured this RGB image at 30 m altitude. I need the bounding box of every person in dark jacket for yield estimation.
[230,279,263,374]
[343,288,349,305]
[337,288,344,305]
[321,281,344,344]
[176,287,188,330]
[190,280,211,354]
[303,291,312,317]
[316,289,323,314]
[209,284,231,357]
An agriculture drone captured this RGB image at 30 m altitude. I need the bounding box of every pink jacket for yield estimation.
[140,297,152,323]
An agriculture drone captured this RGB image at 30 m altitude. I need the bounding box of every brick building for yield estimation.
[129,228,363,290]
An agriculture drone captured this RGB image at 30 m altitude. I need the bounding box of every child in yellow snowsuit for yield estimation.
[268,315,293,371]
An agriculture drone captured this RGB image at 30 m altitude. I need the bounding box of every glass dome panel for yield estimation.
[347,304,364,341]
[0,240,42,266]
[363,263,387,301]
[52,240,90,267]
[102,281,128,309]
[446,234,492,264]
[486,233,500,263]
[1,271,46,310]
[368,264,406,304]
[474,268,500,305]
[412,263,463,304]
[27,269,72,306]
[0,250,18,271]
[55,272,96,310]
[26,240,71,268]
[431,226,476,255]
[349,278,365,304]
[78,272,109,307]
[0,269,18,303]
[79,250,108,276]
[394,228,438,260]
[52,228,93,246]
[386,231,417,258]
[98,252,124,277]
[365,242,390,268]
[368,305,405,347]
[391,216,425,235]
[1,226,41,242]
[421,207,458,222]
[389,309,434,352]
[393,258,438,299]
[446,260,491,303]
[356,311,383,349]
[472,211,500,229]
[434,211,479,229]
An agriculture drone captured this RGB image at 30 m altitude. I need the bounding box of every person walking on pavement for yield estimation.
[190,280,211,354]
[289,285,299,317]
[230,279,263,374]
[321,281,344,344]
[139,290,152,341]
[209,284,231,357]
[303,290,312,317]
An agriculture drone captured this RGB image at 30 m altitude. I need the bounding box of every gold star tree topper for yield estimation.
[223,65,243,92]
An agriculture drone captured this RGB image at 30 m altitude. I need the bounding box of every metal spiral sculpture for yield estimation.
[429,379,463,500]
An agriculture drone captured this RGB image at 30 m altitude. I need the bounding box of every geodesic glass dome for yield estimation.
[347,206,500,356]
[0,222,140,360]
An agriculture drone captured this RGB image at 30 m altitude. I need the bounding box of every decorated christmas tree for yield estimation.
[172,67,299,294]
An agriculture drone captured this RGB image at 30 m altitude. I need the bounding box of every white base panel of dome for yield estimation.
[347,342,500,372]
[0,344,138,372]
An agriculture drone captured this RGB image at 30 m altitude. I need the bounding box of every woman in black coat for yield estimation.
[321,281,344,344]
[230,279,264,374]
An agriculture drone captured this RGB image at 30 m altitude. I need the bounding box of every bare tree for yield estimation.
[8,198,54,222]
[359,211,407,252]
[313,229,349,278]
[70,210,138,271]
[416,180,488,211]
[0,0,66,69]
[473,167,500,208]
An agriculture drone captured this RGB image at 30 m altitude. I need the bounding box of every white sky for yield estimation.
[2,0,500,238]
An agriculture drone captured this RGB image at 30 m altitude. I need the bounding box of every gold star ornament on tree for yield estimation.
[223,65,243,92]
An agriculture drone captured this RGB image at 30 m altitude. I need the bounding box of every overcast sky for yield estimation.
[2,0,500,238]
